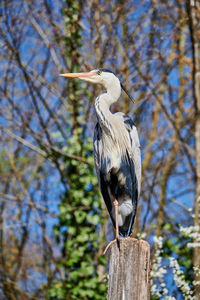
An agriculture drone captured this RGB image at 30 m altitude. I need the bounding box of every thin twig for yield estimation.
[1,126,91,165]
[6,151,65,282]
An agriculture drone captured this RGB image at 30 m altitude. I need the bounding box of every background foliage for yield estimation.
[0,0,199,299]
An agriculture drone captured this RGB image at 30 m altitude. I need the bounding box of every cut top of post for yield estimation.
[106,237,150,300]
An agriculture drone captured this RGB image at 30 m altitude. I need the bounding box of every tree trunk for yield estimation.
[187,0,200,298]
[106,238,150,300]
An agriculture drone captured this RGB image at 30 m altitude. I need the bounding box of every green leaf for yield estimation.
[86,214,100,225]
[74,210,87,223]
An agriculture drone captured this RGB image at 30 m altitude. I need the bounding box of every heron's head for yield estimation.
[59,68,134,102]
[59,68,116,84]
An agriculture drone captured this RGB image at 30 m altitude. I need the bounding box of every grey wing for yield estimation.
[93,116,141,237]
[121,113,141,197]
[93,123,101,183]
[120,114,141,235]
[93,123,114,222]
[128,123,141,198]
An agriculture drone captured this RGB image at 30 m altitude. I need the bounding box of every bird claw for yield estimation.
[113,199,118,207]
[103,198,120,255]
[103,238,120,255]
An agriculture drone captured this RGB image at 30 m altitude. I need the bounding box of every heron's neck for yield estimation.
[95,84,121,134]
[105,79,121,105]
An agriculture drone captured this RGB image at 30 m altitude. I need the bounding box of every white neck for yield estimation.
[94,79,121,134]
[104,76,121,105]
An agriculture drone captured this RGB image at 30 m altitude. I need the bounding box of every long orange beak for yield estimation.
[59,71,96,78]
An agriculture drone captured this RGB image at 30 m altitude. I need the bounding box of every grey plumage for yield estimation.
[59,68,141,237]
[93,95,141,236]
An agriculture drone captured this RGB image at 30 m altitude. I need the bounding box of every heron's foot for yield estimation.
[103,239,116,255]
[113,199,119,240]
[113,199,118,207]
[103,238,120,255]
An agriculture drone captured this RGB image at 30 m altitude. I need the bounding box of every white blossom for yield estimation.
[193,266,200,276]
[151,236,170,298]
[151,197,200,299]
[169,257,194,300]
[136,232,147,239]
[193,280,200,286]
[180,224,200,249]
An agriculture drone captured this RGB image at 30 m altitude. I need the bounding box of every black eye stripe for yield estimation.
[98,68,115,75]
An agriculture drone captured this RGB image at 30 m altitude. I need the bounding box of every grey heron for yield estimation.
[60,69,141,249]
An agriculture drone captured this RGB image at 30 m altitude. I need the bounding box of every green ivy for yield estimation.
[47,1,107,298]
[48,137,107,300]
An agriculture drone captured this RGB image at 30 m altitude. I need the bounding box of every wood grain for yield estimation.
[106,238,150,300]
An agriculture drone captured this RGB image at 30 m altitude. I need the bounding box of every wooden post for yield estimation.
[106,237,150,300]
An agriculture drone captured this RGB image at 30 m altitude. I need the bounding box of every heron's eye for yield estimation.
[97,70,102,75]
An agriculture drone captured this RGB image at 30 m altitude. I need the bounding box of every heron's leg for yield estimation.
[113,198,119,240]
[103,198,120,255]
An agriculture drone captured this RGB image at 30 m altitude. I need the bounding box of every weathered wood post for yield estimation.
[106,237,150,300]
